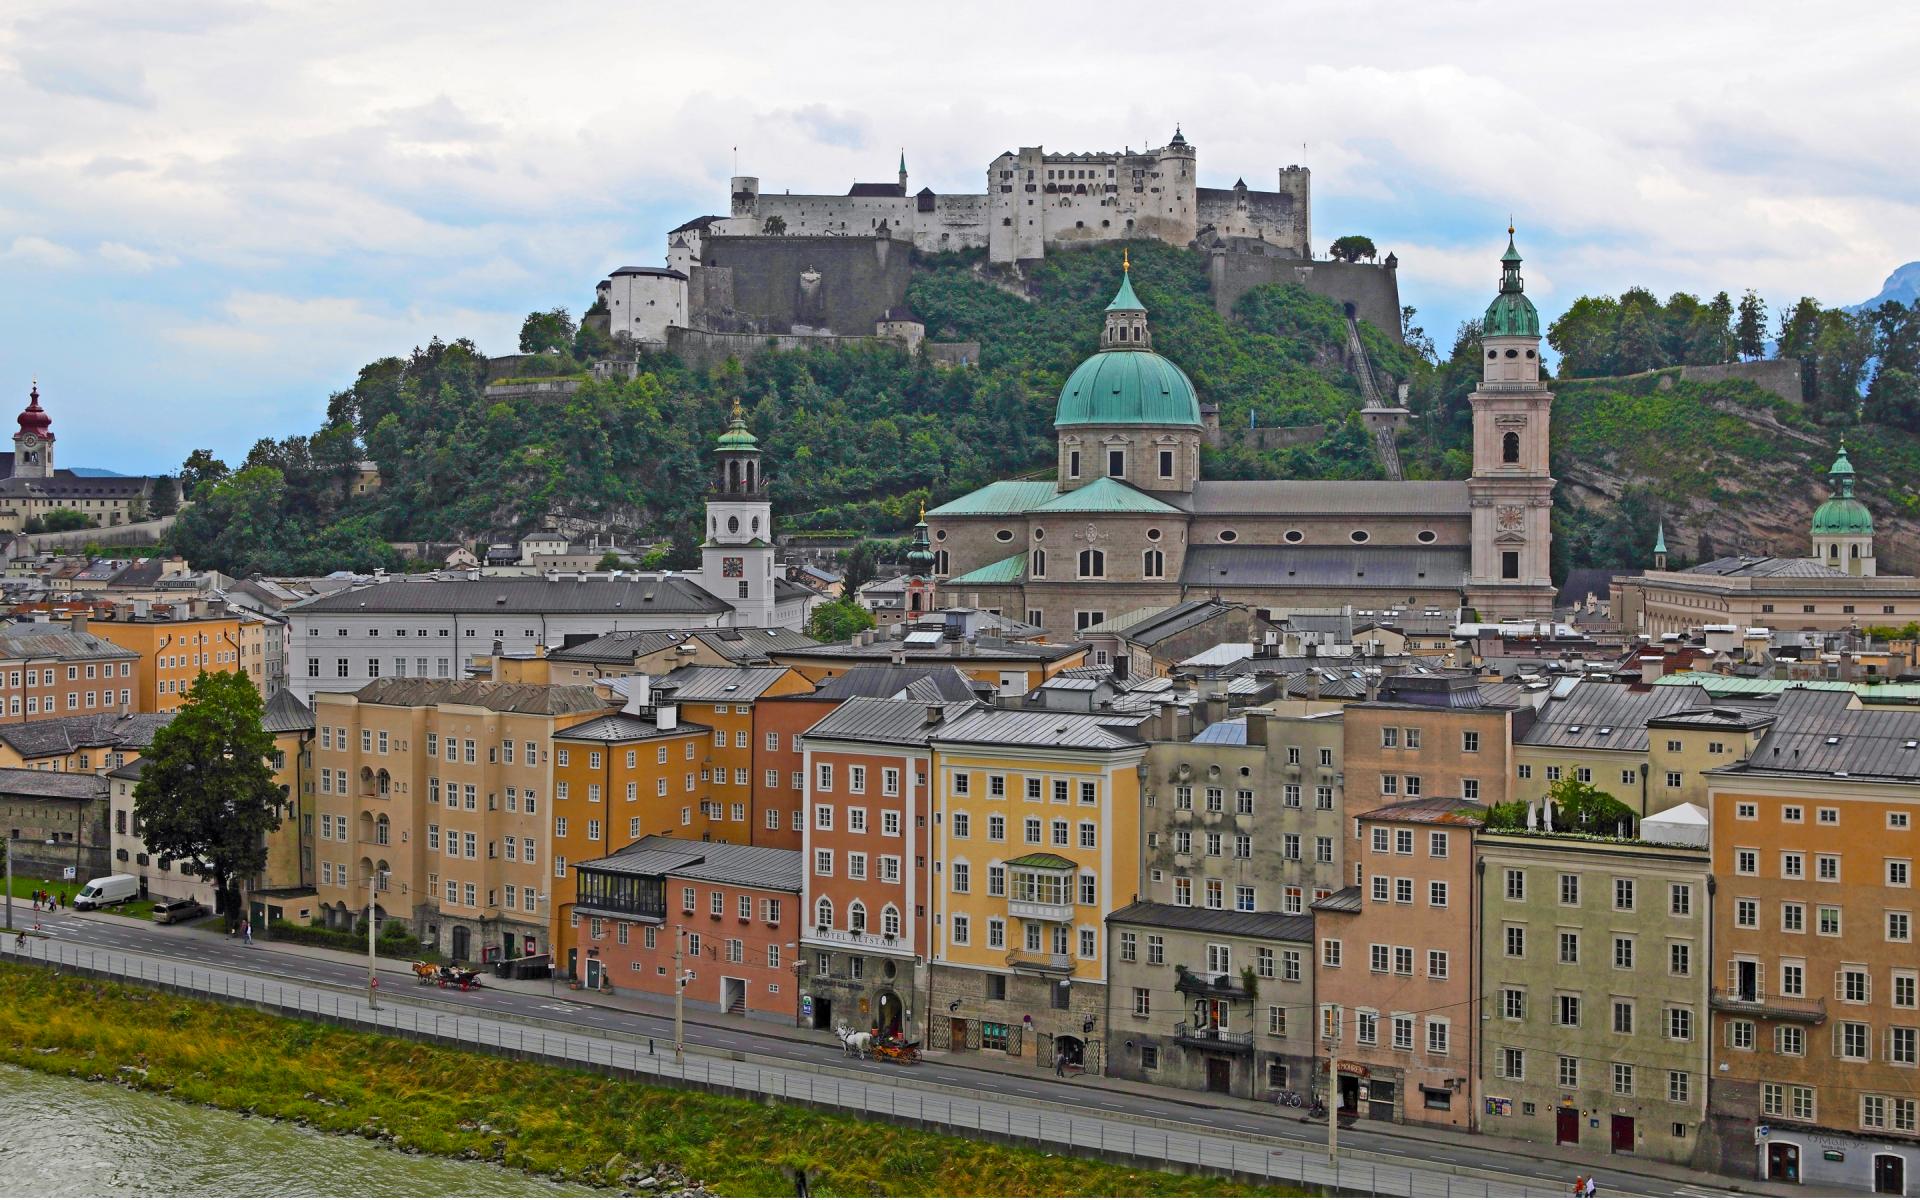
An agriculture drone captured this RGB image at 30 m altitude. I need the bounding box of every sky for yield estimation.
[1,1,1916,474]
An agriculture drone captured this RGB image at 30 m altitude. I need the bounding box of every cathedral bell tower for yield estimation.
[12,381,54,480]
[700,401,777,625]
[904,501,937,614]
[1465,230,1557,621]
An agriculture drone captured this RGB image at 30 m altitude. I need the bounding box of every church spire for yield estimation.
[1653,521,1668,570]
[1101,252,1151,350]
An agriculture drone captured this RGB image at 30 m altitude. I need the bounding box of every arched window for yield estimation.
[375,814,390,846]
[1851,544,1861,559]
[1143,549,1164,578]
[1829,543,1839,559]
[934,549,949,575]
[815,898,833,930]
[376,768,391,798]
[1502,431,1520,464]
[882,904,901,938]
[1078,548,1105,578]
[849,900,867,932]
[1031,548,1046,577]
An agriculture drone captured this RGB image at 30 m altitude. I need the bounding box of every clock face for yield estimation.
[722,556,744,578]
[18,435,36,449]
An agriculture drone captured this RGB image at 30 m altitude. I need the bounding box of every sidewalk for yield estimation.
[81,914,1823,1197]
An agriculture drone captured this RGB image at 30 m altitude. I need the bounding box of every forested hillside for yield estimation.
[165,240,1920,580]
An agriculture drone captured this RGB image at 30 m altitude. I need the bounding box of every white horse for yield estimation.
[835,1022,872,1059]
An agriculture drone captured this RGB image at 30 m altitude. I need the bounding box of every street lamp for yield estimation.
[672,924,695,1063]
[1323,1017,1340,1168]
[366,868,388,1010]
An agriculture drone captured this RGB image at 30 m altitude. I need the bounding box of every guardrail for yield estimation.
[0,937,1566,1197]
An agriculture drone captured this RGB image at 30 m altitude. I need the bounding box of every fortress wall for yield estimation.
[912,194,990,253]
[1676,359,1804,404]
[693,235,913,335]
[1210,246,1403,343]
[666,327,905,372]
[1197,188,1306,257]
[747,192,916,237]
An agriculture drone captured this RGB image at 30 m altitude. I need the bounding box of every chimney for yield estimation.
[622,675,652,715]
[69,612,87,636]
[1245,709,1270,747]
[1307,673,1322,702]
[1364,670,1380,702]
[890,649,906,666]
[655,703,677,731]
[1639,654,1664,685]
[924,703,944,727]
[493,639,505,658]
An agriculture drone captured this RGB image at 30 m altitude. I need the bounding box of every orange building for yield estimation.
[1313,796,1485,1131]
[1701,690,1920,1191]
[89,599,251,711]
[795,696,953,1038]
[549,696,711,967]
[654,665,813,843]
[748,692,832,850]
[563,835,803,1021]
[0,617,140,724]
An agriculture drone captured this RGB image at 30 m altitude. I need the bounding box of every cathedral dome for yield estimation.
[1482,232,1540,338]
[1053,349,1202,428]
[1812,444,1872,534]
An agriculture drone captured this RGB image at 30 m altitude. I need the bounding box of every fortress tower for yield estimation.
[1465,230,1557,621]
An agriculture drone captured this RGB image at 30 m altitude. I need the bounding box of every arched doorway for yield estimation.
[1054,1034,1085,1068]
[1874,1153,1905,1196]
[1766,1140,1801,1184]
[450,925,471,962]
[875,990,903,1037]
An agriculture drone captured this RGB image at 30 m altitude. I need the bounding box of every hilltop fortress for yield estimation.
[709,129,1309,263]
[599,130,1397,368]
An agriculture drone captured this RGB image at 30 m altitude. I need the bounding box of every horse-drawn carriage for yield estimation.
[871,1036,921,1065]
[412,961,484,991]
[837,1021,919,1064]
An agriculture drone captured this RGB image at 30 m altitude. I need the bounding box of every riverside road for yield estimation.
[3,911,1754,1198]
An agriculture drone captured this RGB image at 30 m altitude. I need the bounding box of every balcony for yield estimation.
[1171,809,1194,825]
[1005,949,1073,974]
[1174,966,1248,1000]
[1008,897,1075,923]
[1173,1022,1255,1053]
[1710,988,1827,1025]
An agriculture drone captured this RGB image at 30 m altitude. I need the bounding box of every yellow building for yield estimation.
[1512,680,1770,816]
[90,600,251,711]
[925,708,1147,1074]
[310,679,613,965]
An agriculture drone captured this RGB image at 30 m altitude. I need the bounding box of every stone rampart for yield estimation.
[1209,242,1403,342]
[694,235,912,335]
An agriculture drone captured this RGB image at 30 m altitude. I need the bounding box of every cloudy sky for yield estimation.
[1,1,1914,473]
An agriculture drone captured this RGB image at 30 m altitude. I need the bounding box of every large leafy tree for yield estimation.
[179,449,230,500]
[1328,234,1376,263]
[1734,290,1768,360]
[148,474,179,517]
[518,307,576,354]
[132,671,283,930]
[807,597,876,643]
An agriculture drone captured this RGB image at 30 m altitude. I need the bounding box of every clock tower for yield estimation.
[12,381,54,480]
[1465,230,1557,621]
[700,401,777,625]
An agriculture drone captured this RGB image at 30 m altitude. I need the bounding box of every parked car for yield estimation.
[152,897,207,925]
[73,873,139,911]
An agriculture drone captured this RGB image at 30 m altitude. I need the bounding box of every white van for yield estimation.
[73,874,139,911]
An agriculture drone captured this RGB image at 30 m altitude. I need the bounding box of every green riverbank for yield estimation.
[0,964,1298,1196]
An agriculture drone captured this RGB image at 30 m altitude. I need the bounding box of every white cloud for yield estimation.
[1,235,79,267]
[95,241,177,271]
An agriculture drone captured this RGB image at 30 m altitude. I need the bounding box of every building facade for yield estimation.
[0,619,140,725]
[90,601,251,712]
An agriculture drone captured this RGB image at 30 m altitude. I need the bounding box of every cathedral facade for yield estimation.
[926,236,1557,630]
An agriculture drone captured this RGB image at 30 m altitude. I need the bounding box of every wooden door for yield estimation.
[1556,1107,1579,1145]
[1610,1114,1634,1153]
[1205,1057,1232,1093]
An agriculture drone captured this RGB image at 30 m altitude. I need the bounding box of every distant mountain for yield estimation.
[1849,262,1920,312]
[65,466,130,477]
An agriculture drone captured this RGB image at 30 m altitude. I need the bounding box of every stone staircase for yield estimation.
[1346,315,1404,481]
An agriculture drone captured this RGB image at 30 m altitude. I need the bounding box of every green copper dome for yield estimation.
[1812,443,1872,534]
[714,400,759,451]
[905,501,935,573]
[1483,232,1540,338]
[1054,349,1202,428]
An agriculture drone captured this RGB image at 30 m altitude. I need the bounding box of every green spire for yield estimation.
[1482,224,1541,338]
[1106,249,1145,312]
[714,399,760,451]
[1829,439,1856,498]
[905,499,935,574]
[899,149,907,175]
[1654,522,1667,556]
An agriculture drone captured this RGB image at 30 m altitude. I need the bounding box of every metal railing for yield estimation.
[0,937,1567,1198]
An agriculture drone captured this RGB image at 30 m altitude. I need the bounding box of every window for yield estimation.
[1612,1063,1634,1097]
[1840,1022,1870,1060]
[1668,1007,1693,1041]
[1556,994,1581,1028]
[1077,548,1104,578]
[1558,1056,1579,1089]
[1670,883,1692,917]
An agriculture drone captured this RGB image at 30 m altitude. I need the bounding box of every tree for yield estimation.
[131,670,283,931]
[1865,366,1920,432]
[762,215,787,236]
[518,307,576,355]
[841,541,881,596]
[1546,295,1622,377]
[1399,305,1436,362]
[1735,290,1768,360]
[179,449,229,500]
[1328,235,1376,264]
[806,597,876,643]
[149,474,179,517]
[594,550,623,571]
[40,508,92,532]
[1546,777,1636,834]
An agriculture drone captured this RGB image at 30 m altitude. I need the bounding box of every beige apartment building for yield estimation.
[310,679,614,964]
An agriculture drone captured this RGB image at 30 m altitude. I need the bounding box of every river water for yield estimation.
[0,1064,592,1196]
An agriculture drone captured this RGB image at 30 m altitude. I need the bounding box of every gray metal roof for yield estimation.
[1187,480,1469,517]
[803,697,977,746]
[810,665,984,703]
[1686,556,1846,579]
[1731,688,1920,782]
[1518,681,1715,752]
[1108,900,1313,943]
[0,712,173,758]
[1114,600,1235,647]
[580,835,801,892]
[0,625,140,662]
[1192,717,1248,745]
[789,637,1084,663]
[657,665,801,703]
[547,630,688,663]
[288,576,731,616]
[931,707,1145,751]
[0,766,106,799]
[348,678,610,716]
[1180,545,1468,590]
[555,712,712,742]
[261,689,315,734]
[1311,886,1363,914]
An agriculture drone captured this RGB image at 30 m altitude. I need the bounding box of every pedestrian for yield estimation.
[1571,1177,1586,1197]
[1053,1050,1066,1078]
[1585,1178,1598,1198]
[242,921,253,946]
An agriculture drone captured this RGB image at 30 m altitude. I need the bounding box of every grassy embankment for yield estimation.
[0,964,1299,1197]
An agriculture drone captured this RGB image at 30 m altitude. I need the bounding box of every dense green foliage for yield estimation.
[1547,287,1737,377]
[1328,234,1377,263]
[807,597,876,642]
[169,242,1406,575]
[131,671,282,931]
